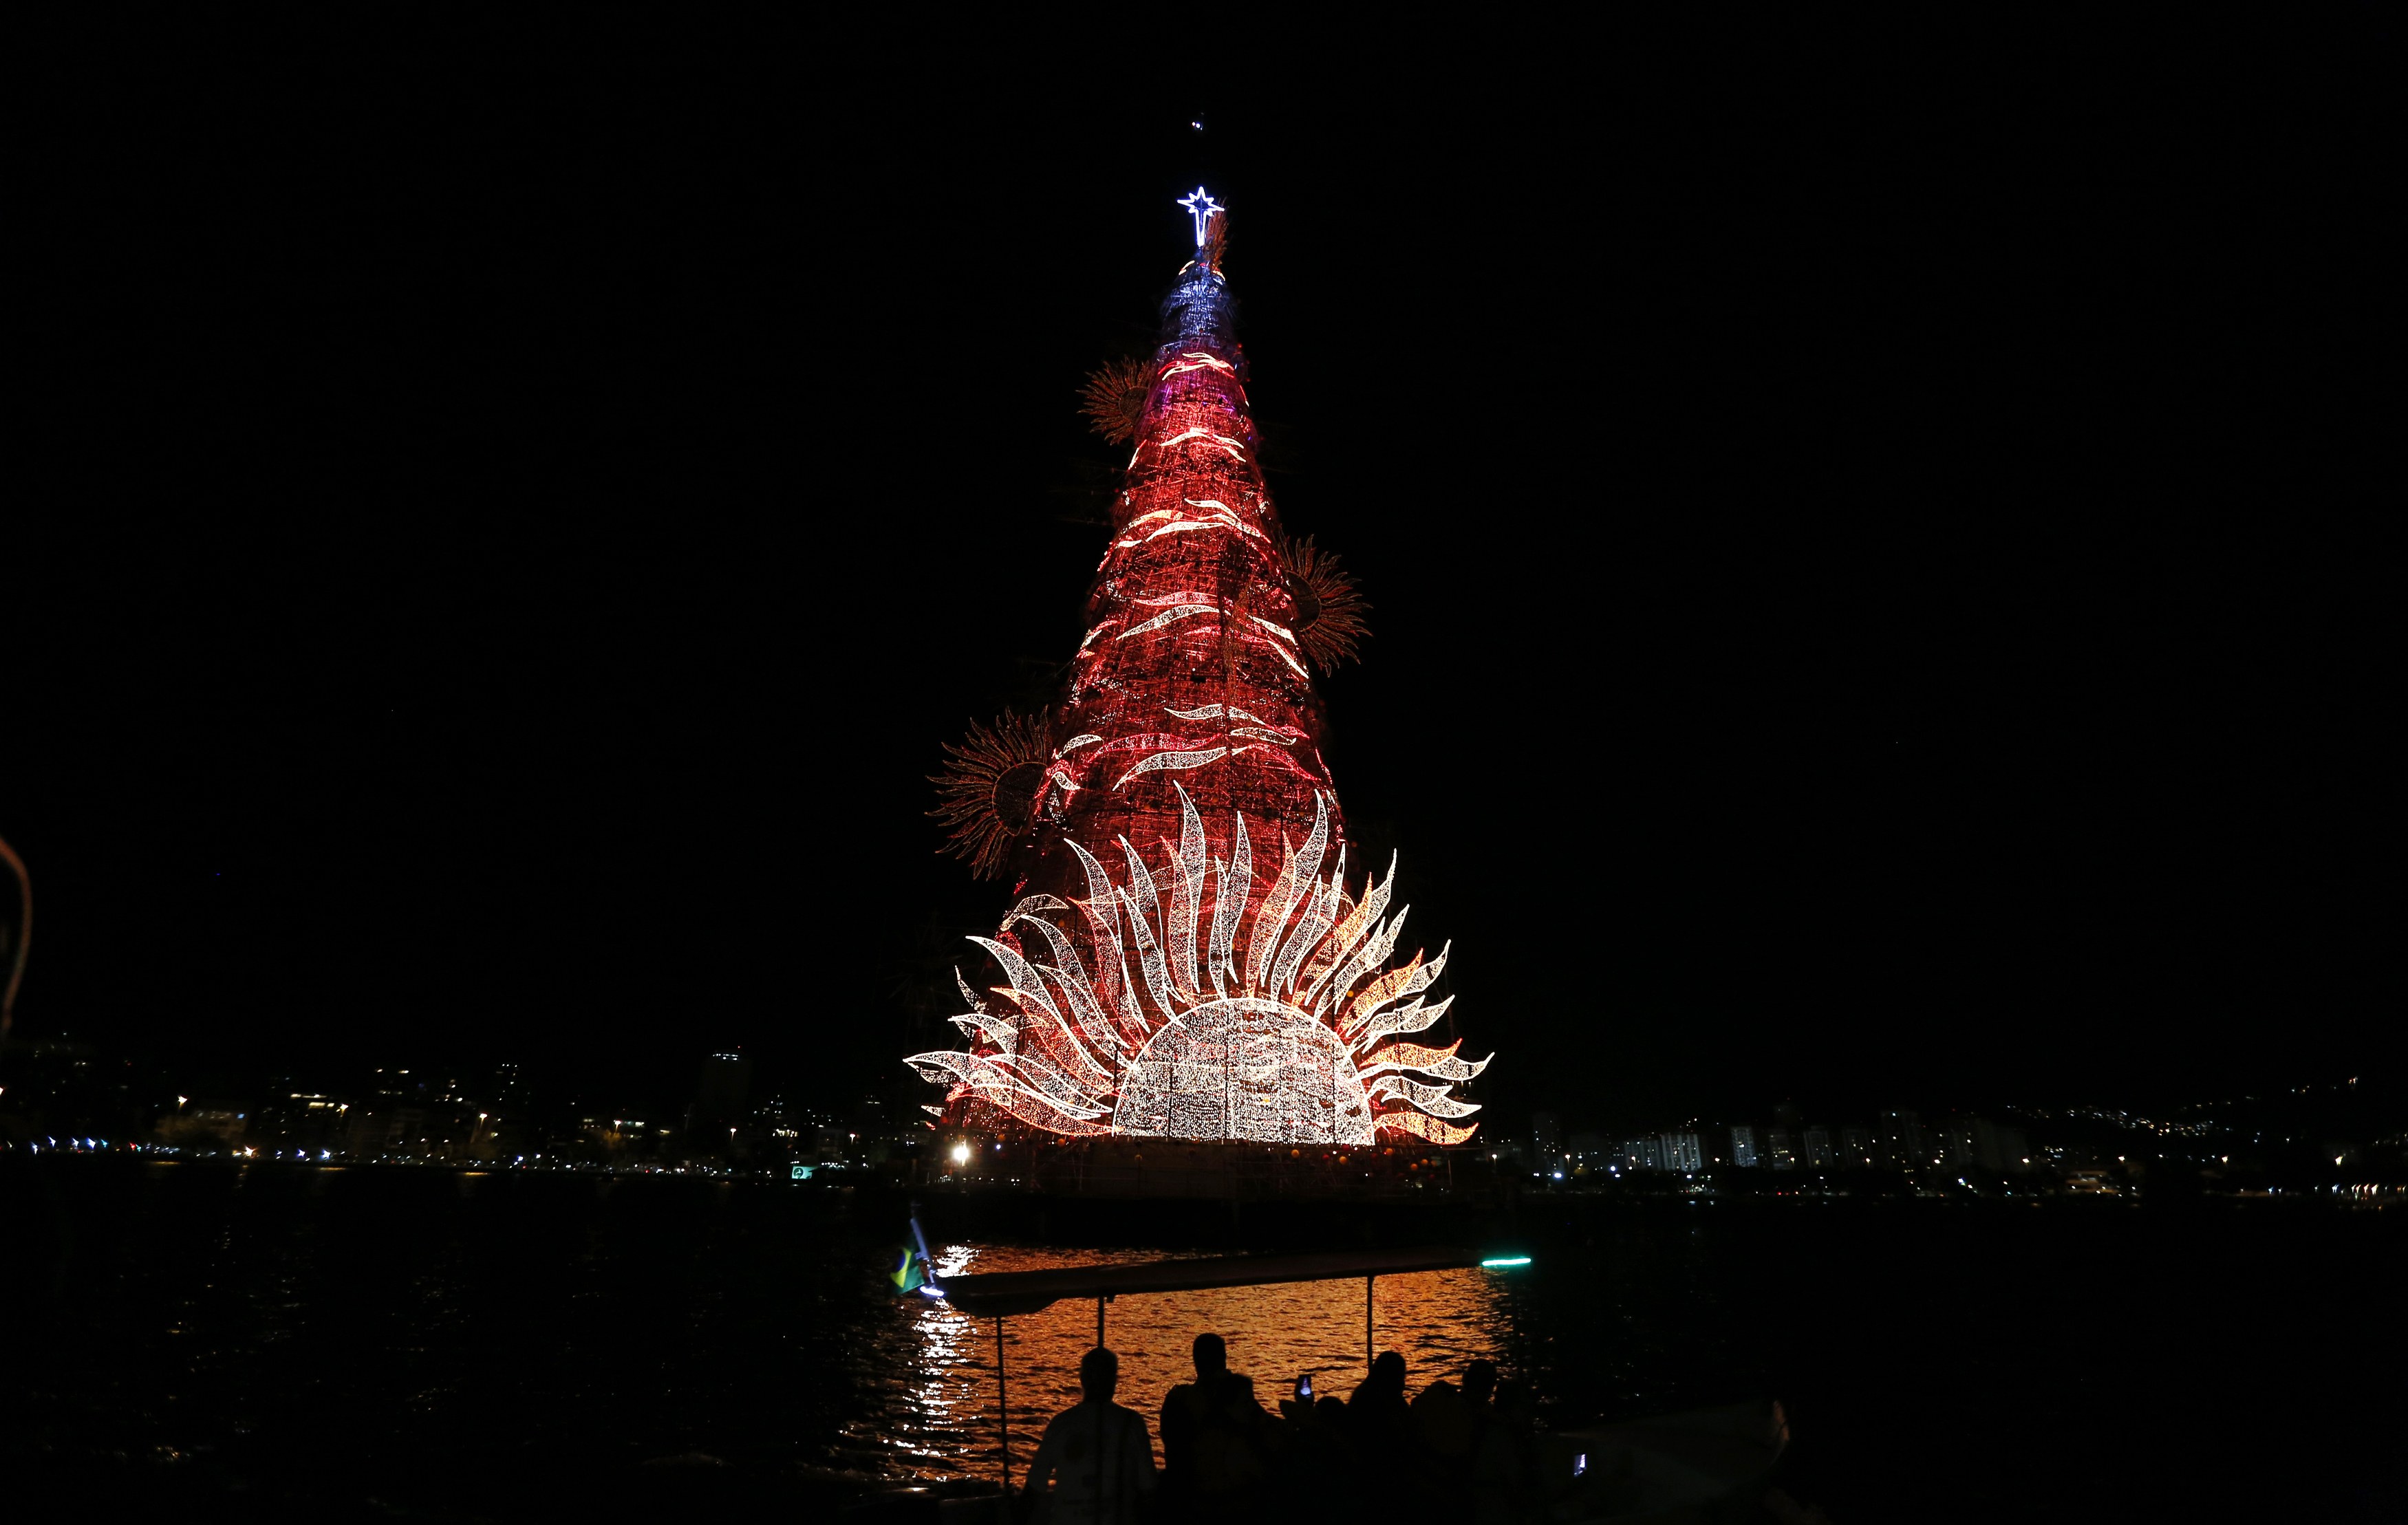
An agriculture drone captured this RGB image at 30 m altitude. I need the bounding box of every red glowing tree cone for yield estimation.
[913,195,1484,1146]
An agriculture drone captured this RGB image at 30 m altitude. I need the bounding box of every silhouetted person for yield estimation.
[1472,1378,1542,1525]
[1461,1359,1498,1408]
[1272,1388,1354,1511]
[1347,1349,1413,1455]
[1459,1359,1498,1462]
[1159,1332,1271,1515]
[1413,1376,1469,1457]
[1024,1347,1154,1525]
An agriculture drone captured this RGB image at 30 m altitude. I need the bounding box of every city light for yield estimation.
[951,1143,971,1165]
[1480,1256,1533,1268]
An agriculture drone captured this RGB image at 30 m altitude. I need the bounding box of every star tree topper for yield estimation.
[1178,186,1224,247]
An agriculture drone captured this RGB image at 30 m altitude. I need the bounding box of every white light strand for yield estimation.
[1170,786,1208,995]
[1112,746,1231,790]
[1116,605,1220,640]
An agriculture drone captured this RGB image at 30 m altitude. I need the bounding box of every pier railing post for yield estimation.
[996,1317,1010,1501]
[1365,1275,1374,1373]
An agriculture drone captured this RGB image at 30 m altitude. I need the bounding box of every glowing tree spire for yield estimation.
[915,191,1485,1146]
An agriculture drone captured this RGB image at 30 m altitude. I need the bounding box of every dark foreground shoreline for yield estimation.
[5,1156,2400,1523]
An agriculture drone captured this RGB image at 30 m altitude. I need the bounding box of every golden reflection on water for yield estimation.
[857,1242,1511,1482]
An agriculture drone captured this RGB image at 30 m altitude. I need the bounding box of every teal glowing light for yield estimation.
[1481,1255,1533,1268]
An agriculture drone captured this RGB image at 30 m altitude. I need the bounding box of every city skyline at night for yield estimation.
[6,39,2398,1522]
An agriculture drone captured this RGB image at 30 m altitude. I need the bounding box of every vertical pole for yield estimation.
[1365,1275,1375,1374]
[0,832,30,1055]
[996,1317,1010,1497]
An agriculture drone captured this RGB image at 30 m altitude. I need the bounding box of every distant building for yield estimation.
[251,1093,350,1154]
[1623,1136,1666,1171]
[1661,1132,1703,1172]
[1765,1127,1796,1169]
[1939,1122,1978,1169]
[688,1051,756,1156]
[1878,1110,1925,1169]
[813,1124,854,1165]
[696,1052,753,1115]
[1989,1124,2034,1174]
[1730,1125,1759,1167]
[1840,1126,1875,1167]
[1567,1131,1609,1171]
[1532,1112,1560,1163]
[1801,1126,1834,1167]
[1965,1118,2034,1174]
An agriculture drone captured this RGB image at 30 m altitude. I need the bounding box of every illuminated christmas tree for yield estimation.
[912,188,1484,1145]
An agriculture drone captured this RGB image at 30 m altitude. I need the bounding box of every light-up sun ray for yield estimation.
[1163,702,1272,726]
[905,794,1483,1145]
[949,1011,1018,1050]
[1116,883,1179,1026]
[1117,605,1220,640]
[1313,904,1405,1022]
[1161,350,1236,377]
[1366,1074,1481,1118]
[1353,993,1454,1048]
[1267,858,1339,1000]
[1130,589,1226,607]
[1353,1038,1489,1082]
[1146,426,1248,463]
[1377,1111,1479,1147]
[906,1050,1109,1133]
[1007,907,1119,1063]
[1210,817,1251,997]
[954,968,990,1015]
[1297,854,1389,1008]
[1170,786,1208,996]
[1112,746,1230,790]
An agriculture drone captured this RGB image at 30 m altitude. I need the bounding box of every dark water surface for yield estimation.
[5,1159,2400,1522]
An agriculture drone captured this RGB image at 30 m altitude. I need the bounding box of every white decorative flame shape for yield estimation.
[906,789,1485,1145]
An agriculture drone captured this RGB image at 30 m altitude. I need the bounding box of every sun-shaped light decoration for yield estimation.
[1275,532,1370,671]
[1078,357,1156,444]
[905,787,1484,1145]
[928,709,1053,880]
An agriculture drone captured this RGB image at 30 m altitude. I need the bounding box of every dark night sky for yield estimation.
[11,33,2395,1129]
